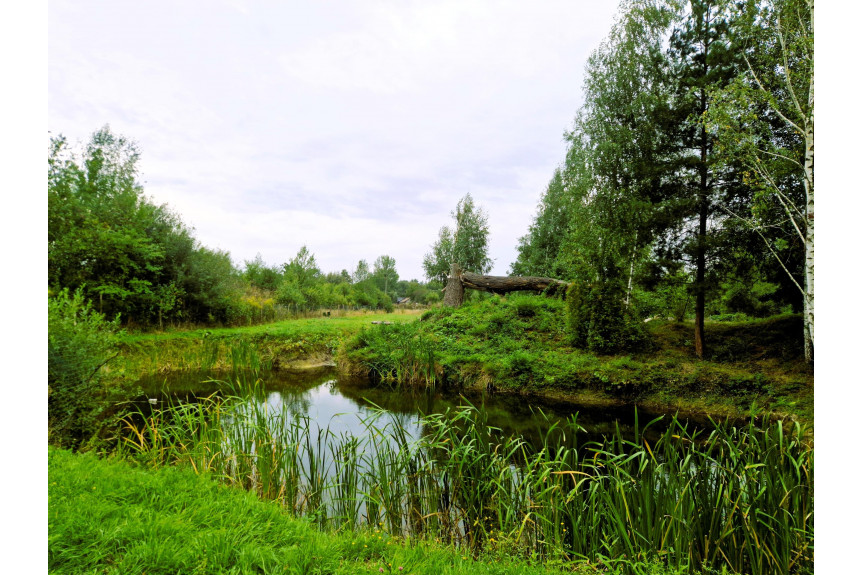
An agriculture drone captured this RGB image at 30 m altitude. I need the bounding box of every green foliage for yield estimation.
[423,193,492,283]
[631,268,691,321]
[345,298,811,421]
[566,278,646,355]
[509,0,817,359]
[110,397,813,575]
[48,288,121,447]
[49,127,239,326]
[242,253,282,291]
[51,446,611,575]
[372,254,399,298]
[342,322,437,386]
[510,169,571,277]
[117,310,420,378]
[352,259,371,283]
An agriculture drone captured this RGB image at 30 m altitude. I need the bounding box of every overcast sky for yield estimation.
[48,0,619,281]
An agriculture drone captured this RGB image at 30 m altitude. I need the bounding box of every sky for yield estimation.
[47,0,620,281]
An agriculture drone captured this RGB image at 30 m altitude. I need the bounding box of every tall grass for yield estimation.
[120,389,813,574]
[115,338,273,377]
[344,323,438,388]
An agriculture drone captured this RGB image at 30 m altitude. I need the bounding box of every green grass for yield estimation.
[340,296,813,422]
[115,390,813,575]
[50,446,671,575]
[111,309,421,378]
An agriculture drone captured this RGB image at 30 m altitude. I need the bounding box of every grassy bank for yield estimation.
[50,447,657,575]
[114,391,812,574]
[340,295,813,422]
[112,309,421,378]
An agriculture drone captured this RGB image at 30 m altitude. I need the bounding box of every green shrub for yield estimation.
[566,280,645,354]
[48,288,121,447]
[502,349,538,386]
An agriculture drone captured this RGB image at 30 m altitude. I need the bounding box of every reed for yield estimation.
[119,388,813,574]
[115,338,275,378]
[345,323,438,388]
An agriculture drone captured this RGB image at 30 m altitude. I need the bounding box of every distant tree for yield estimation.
[423,193,492,283]
[404,280,430,303]
[324,269,352,284]
[511,168,573,277]
[282,246,320,290]
[372,255,399,298]
[243,253,282,292]
[352,259,371,284]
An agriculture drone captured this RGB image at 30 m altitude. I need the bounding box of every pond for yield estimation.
[123,367,809,573]
[133,366,734,451]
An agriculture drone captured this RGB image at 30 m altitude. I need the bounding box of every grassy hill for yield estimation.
[340,294,813,422]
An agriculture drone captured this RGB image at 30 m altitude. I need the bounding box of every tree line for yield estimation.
[48,127,440,329]
[509,0,813,361]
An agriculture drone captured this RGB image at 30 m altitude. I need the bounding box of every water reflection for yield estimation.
[136,367,738,451]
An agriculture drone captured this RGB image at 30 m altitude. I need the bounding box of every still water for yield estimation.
[134,367,732,448]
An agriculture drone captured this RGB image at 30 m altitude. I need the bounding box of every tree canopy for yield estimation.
[513,0,813,359]
[423,193,493,283]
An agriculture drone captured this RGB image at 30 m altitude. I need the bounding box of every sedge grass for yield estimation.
[119,386,813,574]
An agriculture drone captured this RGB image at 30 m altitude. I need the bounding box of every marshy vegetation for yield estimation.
[119,385,812,575]
[113,309,421,379]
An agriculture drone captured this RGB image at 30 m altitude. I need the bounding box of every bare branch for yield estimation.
[717,205,805,296]
[775,13,806,122]
[742,53,804,135]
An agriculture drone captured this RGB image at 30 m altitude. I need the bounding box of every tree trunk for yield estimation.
[443,263,465,307]
[442,267,569,307]
[694,85,709,360]
[803,39,814,362]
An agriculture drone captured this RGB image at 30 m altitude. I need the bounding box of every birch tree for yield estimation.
[707,0,814,361]
[423,193,492,283]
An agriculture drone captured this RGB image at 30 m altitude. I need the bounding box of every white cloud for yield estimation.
[48,0,619,281]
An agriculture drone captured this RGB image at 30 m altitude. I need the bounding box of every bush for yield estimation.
[48,288,121,447]
[566,280,645,354]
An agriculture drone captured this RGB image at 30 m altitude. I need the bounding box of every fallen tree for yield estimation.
[442,264,570,307]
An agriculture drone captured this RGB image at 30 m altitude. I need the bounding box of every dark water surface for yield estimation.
[135,367,738,449]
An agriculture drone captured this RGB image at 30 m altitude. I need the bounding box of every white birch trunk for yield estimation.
[802,19,815,362]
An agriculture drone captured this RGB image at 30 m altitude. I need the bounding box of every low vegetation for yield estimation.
[114,309,421,378]
[341,294,813,422]
[113,390,812,574]
[50,447,592,575]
